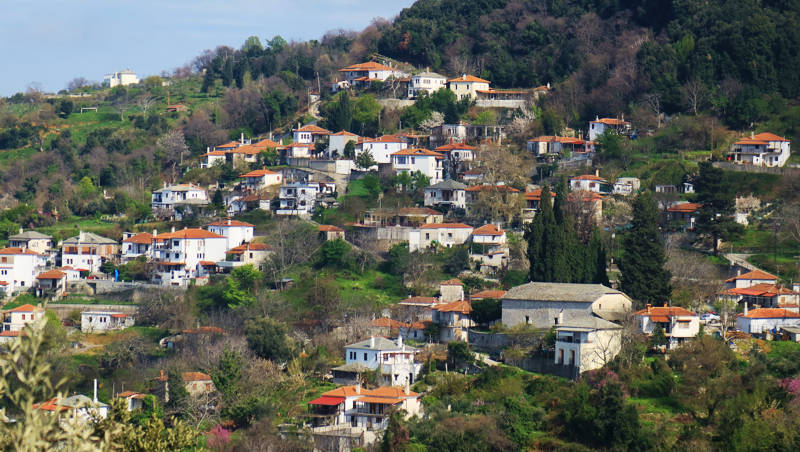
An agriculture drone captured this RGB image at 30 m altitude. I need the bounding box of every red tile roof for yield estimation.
[571,174,606,182]
[227,243,270,254]
[434,300,472,314]
[635,306,697,317]
[667,203,702,213]
[472,224,505,236]
[206,219,255,227]
[331,130,359,136]
[448,75,490,83]
[123,232,153,244]
[436,142,476,151]
[0,247,41,255]
[726,270,778,283]
[6,304,39,312]
[318,225,344,232]
[399,296,439,305]
[470,289,507,300]
[294,124,330,134]
[339,62,396,72]
[182,372,212,382]
[524,188,556,200]
[419,223,473,229]
[37,270,66,280]
[441,278,463,286]
[371,317,408,329]
[735,132,791,145]
[240,169,279,178]
[391,148,444,158]
[740,308,800,319]
[591,118,630,126]
[156,228,225,240]
[252,138,281,148]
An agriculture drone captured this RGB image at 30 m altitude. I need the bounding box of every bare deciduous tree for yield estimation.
[682,79,707,115]
[157,129,190,183]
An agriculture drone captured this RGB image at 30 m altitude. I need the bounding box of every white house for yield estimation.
[104,69,138,87]
[527,136,594,158]
[725,269,779,290]
[121,232,155,263]
[338,61,408,84]
[448,74,491,100]
[391,148,444,184]
[635,305,700,350]
[221,242,271,272]
[34,393,109,422]
[239,168,282,191]
[61,232,118,273]
[356,135,408,164]
[201,150,228,168]
[502,282,633,329]
[329,130,360,158]
[470,224,508,275]
[3,303,45,332]
[737,308,800,336]
[408,223,473,252]
[8,229,53,255]
[293,124,330,144]
[343,336,422,386]
[36,269,68,298]
[151,184,209,220]
[730,132,791,167]
[0,247,47,294]
[613,177,641,196]
[424,180,467,209]
[206,219,254,250]
[408,71,447,98]
[588,116,632,141]
[434,142,476,163]
[277,182,324,216]
[308,385,422,434]
[152,228,227,286]
[569,174,612,194]
[555,315,623,373]
[432,300,473,342]
[81,311,135,333]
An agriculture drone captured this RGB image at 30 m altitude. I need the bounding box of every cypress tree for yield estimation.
[526,184,556,282]
[619,193,672,306]
[589,229,610,285]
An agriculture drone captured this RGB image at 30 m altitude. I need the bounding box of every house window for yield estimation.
[411,157,415,164]
[525,316,530,324]
[554,317,559,325]
[363,353,367,360]
[425,233,430,240]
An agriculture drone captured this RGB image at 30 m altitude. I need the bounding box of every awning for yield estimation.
[308,396,344,406]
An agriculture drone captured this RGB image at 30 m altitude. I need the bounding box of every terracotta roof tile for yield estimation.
[726,270,778,283]
[740,308,800,319]
[123,232,153,244]
[472,224,504,236]
[182,371,212,382]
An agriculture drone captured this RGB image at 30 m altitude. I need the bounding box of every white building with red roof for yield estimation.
[408,223,473,252]
[81,311,134,333]
[737,307,800,336]
[0,247,46,294]
[338,61,408,85]
[635,305,700,349]
[435,141,475,162]
[121,231,155,263]
[432,299,473,342]
[391,148,444,184]
[328,130,359,158]
[152,228,227,286]
[725,269,779,289]
[448,74,491,100]
[239,167,282,191]
[356,135,408,164]
[730,132,791,167]
[206,219,254,249]
[470,224,509,275]
[308,384,421,436]
[588,116,632,141]
[221,242,271,272]
[151,183,209,220]
[3,303,44,332]
[293,124,330,144]
[569,173,611,194]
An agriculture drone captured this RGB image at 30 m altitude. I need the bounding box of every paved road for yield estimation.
[723,253,758,272]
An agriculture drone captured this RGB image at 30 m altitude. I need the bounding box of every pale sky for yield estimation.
[1,0,415,96]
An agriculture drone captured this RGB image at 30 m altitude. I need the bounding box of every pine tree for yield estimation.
[326,91,353,132]
[695,161,744,255]
[620,193,672,306]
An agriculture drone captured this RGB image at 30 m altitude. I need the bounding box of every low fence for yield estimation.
[475,99,528,109]
[712,161,800,176]
[47,303,137,320]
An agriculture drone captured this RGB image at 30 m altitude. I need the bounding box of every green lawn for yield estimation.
[628,396,682,416]
[748,253,800,282]
[54,296,135,306]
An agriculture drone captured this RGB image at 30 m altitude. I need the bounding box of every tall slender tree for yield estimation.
[695,161,743,255]
[620,193,672,306]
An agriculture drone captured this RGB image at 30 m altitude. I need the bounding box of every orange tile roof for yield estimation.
[33,397,68,412]
[571,174,607,182]
[227,243,270,254]
[322,386,364,398]
[435,142,476,151]
[331,130,359,136]
[123,232,153,244]
[635,306,697,317]
[734,139,769,146]
[666,203,702,213]
[434,300,472,314]
[528,135,586,144]
[525,188,556,200]
[592,118,630,126]
[448,74,490,83]
[318,225,344,232]
[156,228,225,240]
[294,124,330,134]
[470,289,507,300]
[399,296,438,305]
[391,148,444,158]
[37,270,66,280]
[441,278,463,286]
[371,317,408,329]
[419,223,473,229]
[339,61,396,72]
[182,372,212,382]
[216,141,240,149]
[740,308,800,319]
[206,219,255,227]
[199,261,217,266]
[252,139,281,148]
[202,150,228,157]
[472,224,505,236]
[752,132,790,142]
[363,386,418,398]
[726,270,778,283]
[116,391,146,399]
[0,247,41,255]
[6,304,39,312]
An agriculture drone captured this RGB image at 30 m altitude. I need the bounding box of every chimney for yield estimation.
[93,379,98,403]
[793,283,799,293]
[240,132,245,144]
[646,304,651,313]
[397,335,403,348]
[595,169,599,177]
[621,113,624,121]
[404,380,410,395]
[547,82,550,89]
[171,226,176,233]
[751,131,754,139]
[79,231,85,242]
[355,382,361,394]
[18,227,23,235]
[744,301,749,315]
[462,74,466,80]
[557,310,564,325]
[227,218,231,226]
[369,336,375,348]
[152,229,157,238]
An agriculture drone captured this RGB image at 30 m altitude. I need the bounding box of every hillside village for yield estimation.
[2,0,800,450]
